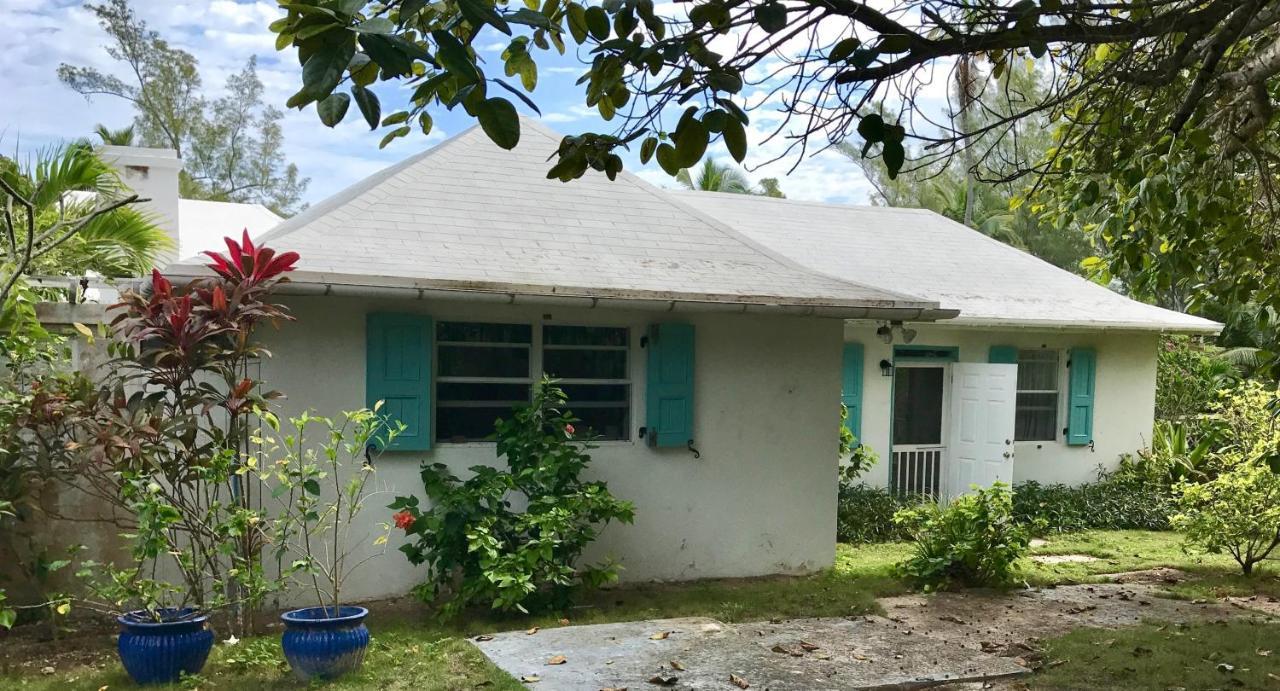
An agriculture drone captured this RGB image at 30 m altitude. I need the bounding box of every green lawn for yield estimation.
[1034,619,1280,690]
[2,531,1275,690]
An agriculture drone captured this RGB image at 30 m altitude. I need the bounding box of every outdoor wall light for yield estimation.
[879,359,894,377]
[900,326,918,344]
[875,324,893,343]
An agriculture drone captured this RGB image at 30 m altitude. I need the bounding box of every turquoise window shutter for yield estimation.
[1066,347,1096,446]
[366,312,433,451]
[841,343,864,441]
[645,323,694,448]
[989,345,1018,364]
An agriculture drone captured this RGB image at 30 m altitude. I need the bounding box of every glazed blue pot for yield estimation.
[116,608,214,685]
[280,605,370,680]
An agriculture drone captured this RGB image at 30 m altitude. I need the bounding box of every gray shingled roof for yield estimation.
[173,119,945,317]
[673,192,1219,333]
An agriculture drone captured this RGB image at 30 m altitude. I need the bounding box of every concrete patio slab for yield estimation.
[471,615,1030,690]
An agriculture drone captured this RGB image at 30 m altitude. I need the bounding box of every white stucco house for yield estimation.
[68,118,1216,599]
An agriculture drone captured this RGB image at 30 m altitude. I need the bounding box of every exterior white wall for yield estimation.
[845,323,1159,489]
[258,296,844,603]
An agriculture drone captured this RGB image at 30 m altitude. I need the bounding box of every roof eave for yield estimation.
[936,315,1223,335]
[159,267,955,321]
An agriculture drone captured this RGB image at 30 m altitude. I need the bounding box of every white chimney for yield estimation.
[98,146,183,268]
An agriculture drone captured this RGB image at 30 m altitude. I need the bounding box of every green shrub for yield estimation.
[1013,464,1175,533]
[390,378,635,617]
[893,483,1033,590]
[1155,335,1237,424]
[1173,455,1280,575]
[836,483,925,543]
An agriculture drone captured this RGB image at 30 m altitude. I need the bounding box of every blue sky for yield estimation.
[0,0,888,207]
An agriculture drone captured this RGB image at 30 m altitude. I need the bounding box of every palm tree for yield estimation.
[93,123,136,146]
[0,144,171,329]
[676,158,787,198]
[677,158,755,193]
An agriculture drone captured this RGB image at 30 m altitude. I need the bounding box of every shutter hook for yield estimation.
[687,439,700,459]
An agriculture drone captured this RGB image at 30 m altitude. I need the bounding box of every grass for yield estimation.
[1033,619,1280,690]
[2,532,1275,690]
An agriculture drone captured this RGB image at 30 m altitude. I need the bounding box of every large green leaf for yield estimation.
[360,34,413,77]
[317,92,351,127]
[433,30,481,83]
[351,85,381,129]
[457,0,512,35]
[301,41,354,102]
[723,117,747,163]
[477,97,521,149]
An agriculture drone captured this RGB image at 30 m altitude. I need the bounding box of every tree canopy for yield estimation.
[269,0,1280,183]
[60,0,309,215]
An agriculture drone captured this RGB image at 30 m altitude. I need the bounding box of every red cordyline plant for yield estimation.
[43,232,300,634]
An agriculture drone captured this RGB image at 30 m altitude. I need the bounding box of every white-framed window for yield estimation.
[542,325,630,441]
[435,322,534,442]
[1015,349,1060,442]
[434,321,631,443]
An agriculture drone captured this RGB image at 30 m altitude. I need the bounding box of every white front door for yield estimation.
[947,362,1017,501]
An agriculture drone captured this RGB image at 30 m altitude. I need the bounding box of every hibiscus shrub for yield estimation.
[389,377,634,618]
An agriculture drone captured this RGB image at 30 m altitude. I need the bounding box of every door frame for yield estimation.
[889,345,958,498]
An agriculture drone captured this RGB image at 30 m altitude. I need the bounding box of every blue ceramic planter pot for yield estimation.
[280,606,370,680]
[116,608,214,686]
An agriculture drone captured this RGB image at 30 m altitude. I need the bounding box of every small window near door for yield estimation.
[893,366,945,445]
[542,325,630,440]
[436,322,533,442]
[1015,349,1059,441]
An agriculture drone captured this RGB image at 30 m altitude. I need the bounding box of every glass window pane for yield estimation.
[544,349,627,380]
[1017,349,1059,391]
[437,406,520,442]
[572,406,629,441]
[437,322,531,344]
[560,384,628,403]
[438,345,530,378]
[437,382,531,405]
[893,367,944,446]
[543,325,628,347]
[1016,392,1058,441]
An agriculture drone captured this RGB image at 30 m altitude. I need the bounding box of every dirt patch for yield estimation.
[877,581,1267,666]
[1105,567,1192,585]
[1031,554,1099,564]
[1223,594,1280,617]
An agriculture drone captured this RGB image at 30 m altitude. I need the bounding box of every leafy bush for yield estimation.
[1155,336,1237,424]
[1169,381,1280,575]
[1173,456,1280,575]
[1013,463,1176,533]
[836,483,924,544]
[893,483,1033,590]
[391,378,635,617]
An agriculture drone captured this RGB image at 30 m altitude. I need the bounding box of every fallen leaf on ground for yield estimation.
[559,618,570,626]
[770,644,803,657]
[599,688,628,691]
[526,627,540,635]
[474,635,494,642]
[520,674,541,683]
[1217,663,1235,673]
[670,660,685,671]
[799,641,820,652]
[547,656,567,665]
[1258,649,1272,657]
[646,674,678,686]
[649,631,671,640]
[939,615,968,625]
[729,673,750,689]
